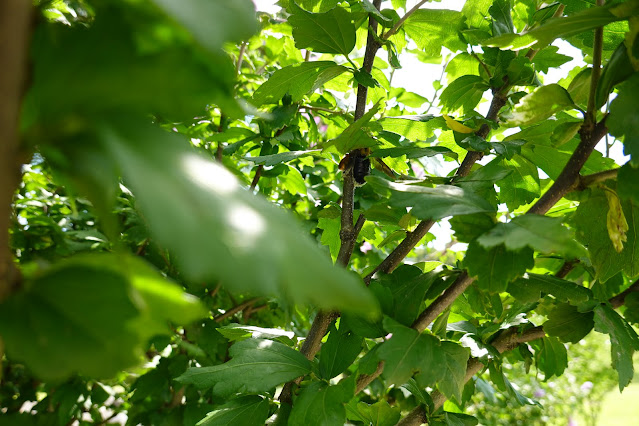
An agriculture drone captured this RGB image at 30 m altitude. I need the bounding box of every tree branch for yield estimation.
[278,1,382,405]
[0,0,32,302]
[610,279,639,309]
[213,297,262,322]
[399,275,639,424]
[575,168,618,191]
[527,118,608,215]
[365,88,509,282]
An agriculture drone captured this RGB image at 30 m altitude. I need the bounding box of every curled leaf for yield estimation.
[605,189,629,253]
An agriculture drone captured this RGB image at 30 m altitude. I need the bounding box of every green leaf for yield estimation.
[535,337,568,379]
[404,9,468,57]
[351,401,400,426]
[317,205,342,261]
[370,146,458,160]
[464,242,534,294]
[573,189,639,282]
[0,254,204,381]
[478,215,585,258]
[253,62,349,106]
[150,0,257,53]
[294,0,341,13]
[607,73,639,161]
[288,381,353,426]
[506,84,575,126]
[595,42,635,108]
[379,115,446,141]
[530,46,572,74]
[319,325,363,380]
[450,213,497,243]
[377,318,441,386]
[440,76,490,113]
[484,2,637,51]
[377,265,437,326]
[245,150,320,166]
[594,304,639,390]
[24,8,237,125]
[508,273,592,305]
[197,396,270,426]
[325,101,381,153]
[100,118,378,314]
[367,176,495,221]
[176,338,312,395]
[490,139,526,159]
[489,0,514,37]
[416,341,470,402]
[519,137,616,181]
[544,303,594,343]
[618,163,639,204]
[289,2,357,55]
[496,155,540,210]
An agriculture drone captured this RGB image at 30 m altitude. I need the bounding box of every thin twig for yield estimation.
[236,41,247,76]
[576,168,618,190]
[555,259,579,279]
[214,297,261,323]
[249,165,264,191]
[383,0,430,40]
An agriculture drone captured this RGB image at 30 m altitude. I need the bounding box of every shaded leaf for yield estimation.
[0,254,205,381]
[544,303,594,343]
[176,339,312,395]
[367,176,495,221]
[573,189,639,282]
[594,304,639,390]
[197,396,269,426]
[319,325,363,380]
[478,215,585,258]
[496,155,540,210]
[377,318,440,386]
[464,242,534,294]
[289,380,353,426]
[508,273,592,305]
[607,73,639,162]
[100,118,378,314]
[151,0,257,53]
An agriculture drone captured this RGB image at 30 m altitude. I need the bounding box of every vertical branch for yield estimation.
[0,0,32,301]
[337,0,382,267]
[585,0,606,127]
[278,1,382,405]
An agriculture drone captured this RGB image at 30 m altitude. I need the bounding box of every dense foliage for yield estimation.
[1,0,639,424]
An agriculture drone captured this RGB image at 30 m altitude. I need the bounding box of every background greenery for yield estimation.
[1,0,639,424]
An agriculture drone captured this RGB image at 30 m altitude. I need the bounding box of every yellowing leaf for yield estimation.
[443,115,475,133]
[605,189,629,253]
